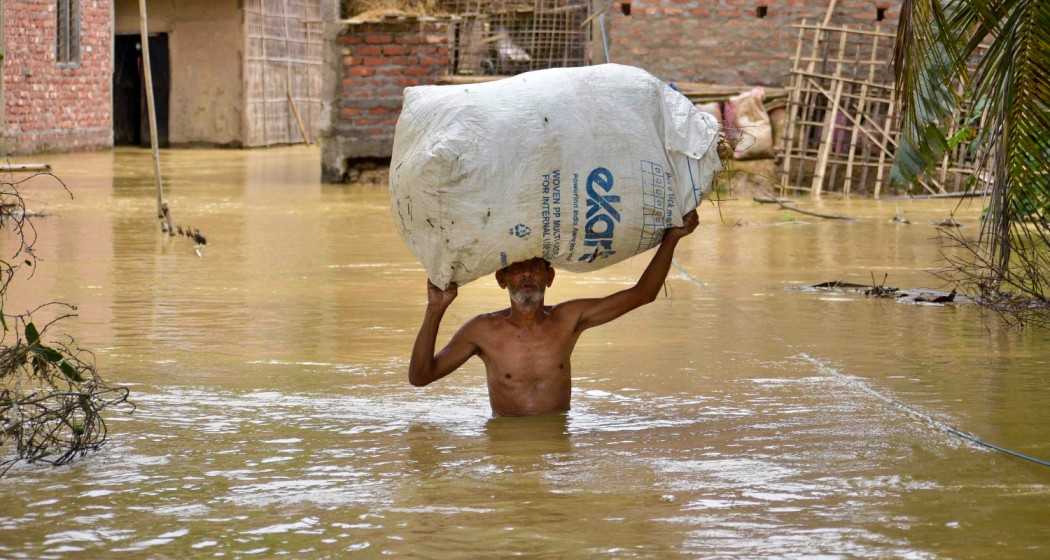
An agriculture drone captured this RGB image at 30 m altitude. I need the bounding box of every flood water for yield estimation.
[2,147,1048,558]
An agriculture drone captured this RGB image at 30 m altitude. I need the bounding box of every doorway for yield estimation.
[113,33,170,147]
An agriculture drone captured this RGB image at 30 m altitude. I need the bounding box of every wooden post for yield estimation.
[138,0,173,233]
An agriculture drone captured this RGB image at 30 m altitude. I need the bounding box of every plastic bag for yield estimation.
[390,63,721,288]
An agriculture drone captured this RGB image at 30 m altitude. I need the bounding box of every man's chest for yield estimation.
[476,323,577,375]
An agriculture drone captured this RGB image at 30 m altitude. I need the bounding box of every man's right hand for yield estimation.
[663,209,699,243]
[427,280,458,309]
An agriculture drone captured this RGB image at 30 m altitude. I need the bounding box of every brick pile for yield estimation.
[2,0,112,154]
[323,20,449,182]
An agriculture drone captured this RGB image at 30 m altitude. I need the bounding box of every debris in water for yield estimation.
[805,276,969,305]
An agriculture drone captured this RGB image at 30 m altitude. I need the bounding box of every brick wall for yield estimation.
[2,0,112,155]
[321,19,450,183]
[607,0,902,85]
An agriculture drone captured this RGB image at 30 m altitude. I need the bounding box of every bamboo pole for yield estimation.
[843,26,880,197]
[780,21,807,197]
[874,90,896,198]
[790,23,896,38]
[805,76,939,195]
[260,0,271,146]
[280,0,296,143]
[938,83,962,193]
[287,90,311,144]
[795,0,838,194]
[792,26,822,190]
[810,28,848,198]
[301,17,315,143]
[138,0,173,234]
[821,0,838,26]
[0,163,51,173]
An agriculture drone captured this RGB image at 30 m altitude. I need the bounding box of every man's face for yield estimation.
[496,258,554,306]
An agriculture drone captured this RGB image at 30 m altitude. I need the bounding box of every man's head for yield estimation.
[495,258,555,306]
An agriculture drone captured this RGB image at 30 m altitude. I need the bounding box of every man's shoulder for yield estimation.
[463,309,508,329]
[550,299,592,316]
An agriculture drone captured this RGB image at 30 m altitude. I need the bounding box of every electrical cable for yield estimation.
[800,353,1050,469]
[668,259,1050,470]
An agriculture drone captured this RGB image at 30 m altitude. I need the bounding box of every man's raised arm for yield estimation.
[408,281,479,387]
[566,209,699,332]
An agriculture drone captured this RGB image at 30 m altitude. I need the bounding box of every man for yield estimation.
[409,210,700,416]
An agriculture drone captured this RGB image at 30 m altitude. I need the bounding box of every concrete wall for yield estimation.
[321,20,450,183]
[606,0,902,85]
[2,0,113,155]
[115,0,244,146]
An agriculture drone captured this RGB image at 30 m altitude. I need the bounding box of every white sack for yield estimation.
[390,63,721,289]
[727,87,773,160]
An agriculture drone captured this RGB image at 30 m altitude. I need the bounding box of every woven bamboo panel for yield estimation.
[244,0,324,147]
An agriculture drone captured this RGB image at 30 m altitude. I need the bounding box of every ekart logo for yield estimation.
[578,167,620,262]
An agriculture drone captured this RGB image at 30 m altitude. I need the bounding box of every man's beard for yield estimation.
[509,285,545,306]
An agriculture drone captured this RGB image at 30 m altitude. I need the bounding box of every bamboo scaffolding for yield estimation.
[810,29,848,198]
[843,25,880,197]
[778,21,982,198]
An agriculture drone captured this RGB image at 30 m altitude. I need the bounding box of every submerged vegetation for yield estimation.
[893,0,1049,327]
[0,173,130,476]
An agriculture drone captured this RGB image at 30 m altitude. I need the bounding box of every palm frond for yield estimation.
[894,0,1050,324]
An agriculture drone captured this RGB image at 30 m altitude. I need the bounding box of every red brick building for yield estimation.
[2,0,112,154]
[1,0,334,156]
[322,18,451,182]
[606,0,901,85]
[323,1,902,182]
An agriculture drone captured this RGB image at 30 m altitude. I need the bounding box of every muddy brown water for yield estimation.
[2,147,1048,558]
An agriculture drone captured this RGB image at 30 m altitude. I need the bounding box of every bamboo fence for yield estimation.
[779,20,988,198]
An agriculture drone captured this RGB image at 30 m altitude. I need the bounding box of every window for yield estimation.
[56,0,80,65]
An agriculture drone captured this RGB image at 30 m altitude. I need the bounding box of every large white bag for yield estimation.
[390,63,721,289]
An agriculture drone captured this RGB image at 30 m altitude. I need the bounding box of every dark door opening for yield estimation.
[113,33,170,147]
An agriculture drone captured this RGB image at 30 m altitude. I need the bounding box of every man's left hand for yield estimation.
[664,210,699,242]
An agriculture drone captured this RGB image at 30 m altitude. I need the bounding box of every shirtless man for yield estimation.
[409,210,700,416]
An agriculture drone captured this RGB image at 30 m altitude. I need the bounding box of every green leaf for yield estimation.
[59,361,84,383]
[30,345,64,363]
[25,322,40,345]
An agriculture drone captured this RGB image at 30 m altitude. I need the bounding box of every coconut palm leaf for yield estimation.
[893,0,1050,324]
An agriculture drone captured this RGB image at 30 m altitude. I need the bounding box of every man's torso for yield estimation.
[470,305,580,416]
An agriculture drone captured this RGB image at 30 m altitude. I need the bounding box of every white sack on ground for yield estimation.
[726,87,773,160]
[390,63,721,289]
